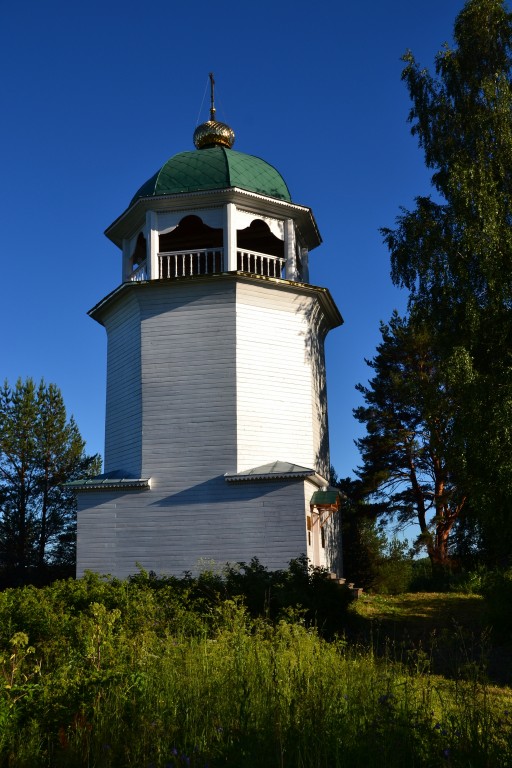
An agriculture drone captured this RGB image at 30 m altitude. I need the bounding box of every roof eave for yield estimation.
[104,187,322,251]
[225,470,328,487]
[65,478,151,492]
[87,272,343,330]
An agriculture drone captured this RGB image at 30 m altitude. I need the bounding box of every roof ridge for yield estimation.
[220,145,231,186]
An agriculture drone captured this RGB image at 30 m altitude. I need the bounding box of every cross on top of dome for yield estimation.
[193,73,235,150]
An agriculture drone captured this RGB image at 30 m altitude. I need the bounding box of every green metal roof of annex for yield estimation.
[130,146,292,206]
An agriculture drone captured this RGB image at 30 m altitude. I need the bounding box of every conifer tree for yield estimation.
[382,0,512,564]
[354,313,466,570]
[0,378,100,581]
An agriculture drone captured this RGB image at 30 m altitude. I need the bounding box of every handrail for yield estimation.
[237,249,285,278]
[129,261,148,281]
[135,248,288,280]
[159,248,223,278]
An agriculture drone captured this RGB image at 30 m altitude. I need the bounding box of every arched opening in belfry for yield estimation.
[130,232,147,272]
[159,215,224,278]
[236,219,285,277]
[159,215,223,252]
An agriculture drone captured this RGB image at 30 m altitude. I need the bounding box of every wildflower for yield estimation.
[443,748,450,759]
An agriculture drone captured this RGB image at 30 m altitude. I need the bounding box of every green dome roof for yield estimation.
[131,146,291,205]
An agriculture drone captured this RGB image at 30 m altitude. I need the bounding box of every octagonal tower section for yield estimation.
[73,119,344,579]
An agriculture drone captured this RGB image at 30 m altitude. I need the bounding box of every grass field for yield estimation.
[0,574,511,767]
[348,591,512,686]
[352,591,485,626]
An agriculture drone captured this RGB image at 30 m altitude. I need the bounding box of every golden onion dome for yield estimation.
[193,73,235,150]
[193,119,235,149]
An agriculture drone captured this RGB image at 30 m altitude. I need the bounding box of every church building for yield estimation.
[71,82,344,578]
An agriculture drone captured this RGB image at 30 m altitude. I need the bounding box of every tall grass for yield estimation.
[0,573,511,767]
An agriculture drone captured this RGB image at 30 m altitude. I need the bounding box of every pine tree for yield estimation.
[354,313,466,571]
[382,0,512,565]
[0,378,100,582]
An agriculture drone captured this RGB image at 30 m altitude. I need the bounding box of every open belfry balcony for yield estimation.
[130,249,285,281]
[128,214,293,283]
[160,248,285,279]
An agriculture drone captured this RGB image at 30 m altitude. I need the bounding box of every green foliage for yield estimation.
[330,474,387,591]
[354,313,465,570]
[130,556,354,640]
[0,576,510,767]
[409,559,489,594]
[387,0,512,313]
[0,378,100,584]
[331,473,415,594]
[382,0,512,566]
[374,539,414,595]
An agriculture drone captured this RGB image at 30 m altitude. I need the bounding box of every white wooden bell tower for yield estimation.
[72,84,343,578]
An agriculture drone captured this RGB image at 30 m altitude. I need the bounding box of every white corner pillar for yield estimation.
[301,247,309,283]
[284,219,297,281]
[146,211,159,279]
[224,202,237,271]
[122,238,132,283]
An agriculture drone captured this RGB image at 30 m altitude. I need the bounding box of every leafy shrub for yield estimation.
[409,561,488,594]
[126,557,353,640]
[224,556,353,638]
[373,539,414,595]
[447,567,488,595]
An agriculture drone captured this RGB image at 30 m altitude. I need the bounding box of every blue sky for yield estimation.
[1,0,466,478]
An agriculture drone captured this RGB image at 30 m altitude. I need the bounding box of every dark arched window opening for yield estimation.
[237,219,285,277]
[159,216,223,278]
[236,219,284,258]
[132,233,146,268]
[159,215,223,252]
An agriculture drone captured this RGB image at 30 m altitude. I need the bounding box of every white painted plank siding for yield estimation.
[235,281,330,475]
[138,280,237,486]
[103,291,142,476]
[77,479,309,578]
[78,274,339,578]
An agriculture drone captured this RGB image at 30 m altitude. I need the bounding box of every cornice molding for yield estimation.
[88,271,343,330]
[105,187,321,251]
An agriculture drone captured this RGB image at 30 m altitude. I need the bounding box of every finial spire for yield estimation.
[193,74,235,150]
[209,72,216,121]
